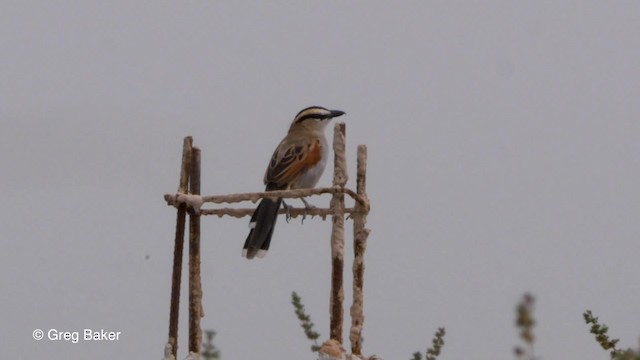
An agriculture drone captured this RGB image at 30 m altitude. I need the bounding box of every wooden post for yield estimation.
[350,145,370,356]
[188,147,203,354]
[329,123,347,343]
[168,136,193,358]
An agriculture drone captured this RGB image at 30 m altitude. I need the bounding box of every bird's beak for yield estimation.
[330,110,346,118]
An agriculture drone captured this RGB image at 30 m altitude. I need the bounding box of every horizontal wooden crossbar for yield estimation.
[163,186,370,219]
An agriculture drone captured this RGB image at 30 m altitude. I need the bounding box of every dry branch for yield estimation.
[198,206,362,219]
[165,186,367,208]
[350,145,370,356]
[168,136,193,359]
[330,122,347,343]
[188,147,203,354]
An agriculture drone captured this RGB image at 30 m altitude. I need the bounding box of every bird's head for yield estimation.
[290,106,346,132]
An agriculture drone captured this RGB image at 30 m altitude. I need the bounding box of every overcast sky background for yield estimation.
[2,2,640,359]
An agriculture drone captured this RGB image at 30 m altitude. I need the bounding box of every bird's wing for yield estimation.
[264,137,322,187]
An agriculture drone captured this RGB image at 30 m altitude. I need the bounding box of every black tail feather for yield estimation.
[243,197,282,259]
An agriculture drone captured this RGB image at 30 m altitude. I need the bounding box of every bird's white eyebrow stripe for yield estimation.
[293,106,331,123]
[294,112,330,123]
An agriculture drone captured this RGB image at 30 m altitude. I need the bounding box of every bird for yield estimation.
[242,106,346,259]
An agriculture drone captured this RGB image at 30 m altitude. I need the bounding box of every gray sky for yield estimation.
[2,2,639,359]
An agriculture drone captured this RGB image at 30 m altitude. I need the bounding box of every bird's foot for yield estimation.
[282,201,293,223]
[301,197,316,210]
[300,198,316,224]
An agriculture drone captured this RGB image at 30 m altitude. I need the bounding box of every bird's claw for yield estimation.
[301,197,315,209]
[282,198,317,224]
[300,197,317,224]
[282,201,293,223]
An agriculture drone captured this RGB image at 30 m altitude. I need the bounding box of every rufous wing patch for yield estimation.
[266,139,322,187]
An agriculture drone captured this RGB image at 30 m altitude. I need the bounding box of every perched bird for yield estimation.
[242,106,346,259]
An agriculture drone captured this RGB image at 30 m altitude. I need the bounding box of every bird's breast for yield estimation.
[292,137,329,189]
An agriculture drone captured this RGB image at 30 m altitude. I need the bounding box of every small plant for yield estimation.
[410,327,446,360]
[583,310,640,360]
[291,291,322,352]
[201,329,221,360]
[514,293,536,360]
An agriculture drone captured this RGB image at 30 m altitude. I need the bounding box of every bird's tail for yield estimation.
[243,197,282,259]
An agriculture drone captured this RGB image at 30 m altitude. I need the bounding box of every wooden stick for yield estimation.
[188,147,203,354]
[168,136,192,358]
[329,123,347,343]
[350,145,370,356]
[164,186,368,208]
[197,206,364,219]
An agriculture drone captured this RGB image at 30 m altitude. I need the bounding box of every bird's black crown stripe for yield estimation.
[293,106,340,124]
[295,112,331,123]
